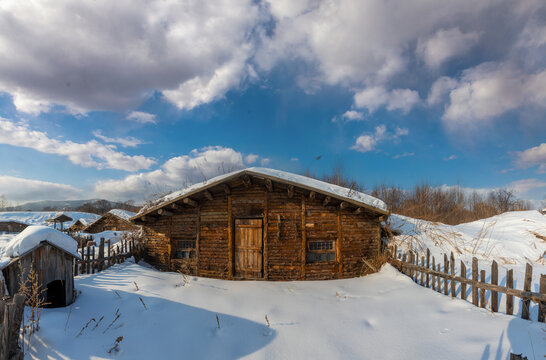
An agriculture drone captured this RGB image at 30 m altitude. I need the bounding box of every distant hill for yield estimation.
[5,199,140,213]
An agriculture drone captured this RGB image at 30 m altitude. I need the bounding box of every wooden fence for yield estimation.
[388,246,546,323]
[74,238,140,276]
[0,294,25,360]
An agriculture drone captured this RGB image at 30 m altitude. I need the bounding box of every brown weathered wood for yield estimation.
[107,240,111,268]
[158,208,173,216]
[450,252,455,298]
[241,175,251,188]
[472,257,478,306]
[98,238,105,271]
[287,185,294,198]
[420,256,425,285]
[203,190,214,201]
[506,269,514,315]
[301,195,306,280]
[322,196,331,206]
[402,253,407,275]
[337,208,342,276]
[264,192,269,280]
[491,260,498,312]
[234,219,263,279]
[222,184,231,195]
[308,191,315,200]
[339,201,349,210]
[170,203,181,211]
[425,249,430,288]
[183,197,198,207]
[265,179,273,192]
[432,256,436,291]
[436,263,442,293]
[196,205,201,276]
[479,270,486,308]
[227,195,233,279]
[353,207,362,215]
[444,254,449,296]
[86,246,91,274]
[460,261,467,300]
[521,263,532,320]
[538,274,545,323]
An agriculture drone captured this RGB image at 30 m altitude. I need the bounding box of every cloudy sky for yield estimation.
[0,0,545,206]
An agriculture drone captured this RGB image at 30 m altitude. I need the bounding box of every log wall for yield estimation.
[141,185,382,280]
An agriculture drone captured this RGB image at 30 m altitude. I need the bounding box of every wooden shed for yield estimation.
[83,209,138,234]
[67,218,90,233]
[0,221,28,233]
[132,168,389,281]
[1,227,81,307]
[45,213,73,232]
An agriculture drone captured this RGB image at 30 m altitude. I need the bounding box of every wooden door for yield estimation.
[234,219,263,279]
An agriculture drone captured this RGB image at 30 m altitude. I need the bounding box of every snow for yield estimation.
[1,225,80,259]
[26,261,545,359]
[0,211,100,228]
[137,167,387,217]
[107,209,136,221]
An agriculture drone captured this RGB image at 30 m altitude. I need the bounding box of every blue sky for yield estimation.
[0,0,545,207]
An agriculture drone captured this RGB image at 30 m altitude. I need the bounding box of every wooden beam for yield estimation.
[339,201,349,210]
[203,190,214,201]
[170,203,181,211]
[287,185,294,198]
[241,175,251,188]
[158,209,173,216]
[322,196,331,206]
[183,197,198,207]
[265,178,273,192]
[139,216,146,222]
[222,184,231,195]
[353,207,362,215]
[309,191,316,200]
[196,206,200,276]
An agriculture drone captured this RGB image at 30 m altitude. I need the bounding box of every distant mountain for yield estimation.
[5,199,139,213]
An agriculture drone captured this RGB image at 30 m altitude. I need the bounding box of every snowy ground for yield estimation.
[27,260,545,359]
[0,211,100,228]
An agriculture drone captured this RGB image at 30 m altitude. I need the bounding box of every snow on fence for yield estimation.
[74,237,141,276]
[388,246,546,323]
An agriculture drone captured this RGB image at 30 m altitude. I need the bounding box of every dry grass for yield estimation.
[360,254,388,276]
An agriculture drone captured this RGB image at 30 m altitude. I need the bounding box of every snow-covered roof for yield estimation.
[135,167,388,218]
[108,209,136,221]
[0,226,81,264]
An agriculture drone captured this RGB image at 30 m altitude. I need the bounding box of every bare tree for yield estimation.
[0,194,9,211]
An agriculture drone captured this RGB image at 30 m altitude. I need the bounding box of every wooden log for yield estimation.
[337,208,342,276]
[472,257,478,306]
[227,195,233,279]
[491,260,498,312]
[1,294,25,360]
[301,195,306,280]
[460,261,467,300]
[158,208,173,216]
[98,238,105,272]
[265,179,273,192]
[222,184,231,195]
[203,190,214,201]
[241,175,251,188]
[287,185,294,199]
[432,256,436,291]
[480,270,486,308]
[339,201,349,210]
[170,203,181,211]
[450,252,455,298]
[183,198,198,207]
[444,254,449,296]
[521,263,532,320]
[322,196,331,207]
[353,207,362,215]
[538,274,545,323]
[506,269,514,315]
[426,249,430,288]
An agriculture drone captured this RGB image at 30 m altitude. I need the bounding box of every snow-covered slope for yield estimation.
[0,211,100,228]
[27,261,544,359]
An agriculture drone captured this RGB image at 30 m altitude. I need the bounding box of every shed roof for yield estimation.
[45,213,73,223]
[134,167,388,220]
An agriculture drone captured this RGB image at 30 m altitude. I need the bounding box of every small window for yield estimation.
[307,241,336,263]
[175,240,196,259]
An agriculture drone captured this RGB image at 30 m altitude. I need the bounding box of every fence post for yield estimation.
[402,253,407,275]
[450,252,455,298]
[472,257,478,306]
[436,263,442,294]
[432,256,436,291]
[460,261,466,300]
[521,264,532,320]
[98,238,105,272]
[86,246,91,274]
[479,270,486,308]
[506,269,514,315]
[538,274,545,323]
[107,240,111,268]
[420,256,425,285]
[443,254,449,296]
[426,249,430,288]
[91,247,95,274]
[491,260,498,312]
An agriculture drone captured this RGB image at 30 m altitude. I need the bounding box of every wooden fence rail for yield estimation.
[388,246,546,322]
[74,238,140,276]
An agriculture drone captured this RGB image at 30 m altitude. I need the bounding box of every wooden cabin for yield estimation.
[67,218,90,233]
[0,220,28,233]
[83,209,138,234]
[132,168,389,281]
[1,240,80,307]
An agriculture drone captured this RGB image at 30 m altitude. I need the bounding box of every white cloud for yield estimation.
[245,154,259,164]
[0,0,262,114]
[444,155,457,161]
[0,118,156,171]
[290,157,299,162]
[509,178,546,195]
[260,158,271,166]
[417,27,480,68]
[427,76,459,105]
[437,63,546,129]
[351,125,409,153]
[515,143,546,173]
[392,152,414,159]
[354,86,419,114]
[93,146,245,201]
[342,110,365,121]
[0,176,82,203]
[126,111,157,124]
[93,130,144,148]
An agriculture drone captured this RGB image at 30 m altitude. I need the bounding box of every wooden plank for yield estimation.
[265,179,273,192]
[420,256,425,285]
[521,263,532,320]
[322,196,331,207]
[538,274,545,323]
[472,257,479,306]
[287,185,294,199]
[460,261,467,300]
[107,240,111,268]
[98,238,105,272]
[183,197,198,207]
[222,184,231,195]
[426,249,430,288]
[158,208,173,216]
[479,270,486,308]
[450,252,455,298]
[227,195,233,279]
[402,253,407,275]
[301,195,306,280]
[506,269,514,315]
[353,207,362,215]
[309,191,315,200]
[203,190,214,201]
[491,260,498,312]
[444,254,449,296]
[339,201,349,210]
[436,263,442,293]
[337,208,342,277]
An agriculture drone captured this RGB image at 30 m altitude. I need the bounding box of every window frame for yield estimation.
[174,239,196,259]
[306,240,336,263]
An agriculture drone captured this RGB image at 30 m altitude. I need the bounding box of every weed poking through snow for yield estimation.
[114,290,122,298]
[92,316,104,331]
[103,310,121,334]
[133,282,139,291]
[139,297,147,310]
[265,315,270,327]
[107,336,124,354]
[216,314,220,329]
[76,318,96,337]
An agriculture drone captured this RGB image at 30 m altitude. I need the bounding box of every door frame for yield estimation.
[232,217,264,279]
